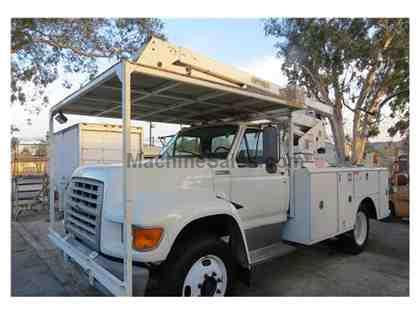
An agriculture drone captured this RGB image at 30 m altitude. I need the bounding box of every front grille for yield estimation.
[64,177,104,251]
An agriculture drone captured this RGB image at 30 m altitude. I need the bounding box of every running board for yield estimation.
[250,242,296,265]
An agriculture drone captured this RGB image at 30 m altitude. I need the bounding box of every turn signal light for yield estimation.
[132,227,163,251]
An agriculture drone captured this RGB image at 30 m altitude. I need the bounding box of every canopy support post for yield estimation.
[122,61,133,296]
[288,112,295,218]
[48,113,55,229]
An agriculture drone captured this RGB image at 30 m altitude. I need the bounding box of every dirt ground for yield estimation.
[11,211,409,296]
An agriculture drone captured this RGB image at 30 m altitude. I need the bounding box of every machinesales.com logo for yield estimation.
[126,153,300,169]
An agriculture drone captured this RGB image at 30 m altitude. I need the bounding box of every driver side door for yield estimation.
[229,128,289,230]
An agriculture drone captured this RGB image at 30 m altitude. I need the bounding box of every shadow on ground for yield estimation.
[11,211,409,296]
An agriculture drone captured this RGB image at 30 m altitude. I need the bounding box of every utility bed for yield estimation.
[282,167,389,245]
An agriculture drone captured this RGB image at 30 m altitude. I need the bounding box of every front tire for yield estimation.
[161,236,235,296]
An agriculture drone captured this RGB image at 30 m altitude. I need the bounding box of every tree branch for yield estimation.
[31,37,113,59]
[378,90,409,111]
[300,64,333,106]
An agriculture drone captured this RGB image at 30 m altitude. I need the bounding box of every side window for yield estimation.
[237,129,263,164]
[211,134,235,153]
[174,136,201,156]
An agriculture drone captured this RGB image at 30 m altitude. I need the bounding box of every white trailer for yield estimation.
[53,123,143,189]
[47,37,390,296]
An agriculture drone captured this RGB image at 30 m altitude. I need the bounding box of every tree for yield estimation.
[11,125,20,134]
[11,18,165,113]
[264,18,409,164]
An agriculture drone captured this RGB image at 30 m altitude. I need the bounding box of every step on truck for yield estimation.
[48,37,390,296]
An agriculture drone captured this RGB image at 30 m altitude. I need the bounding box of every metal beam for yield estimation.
[96,105,121,117]
[94,103,202,119]
[288,112,295,218]
[102,84,146,98]
[94,101,166,118]
[64,105,201,124]
[48,114,55,229]
[121,61,133,296]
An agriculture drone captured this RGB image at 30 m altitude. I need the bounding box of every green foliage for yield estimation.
[388,112,409,137]
[11,18,165,112]
[264,18,408,108]
[264,18,409,160]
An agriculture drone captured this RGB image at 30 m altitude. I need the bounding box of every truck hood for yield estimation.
[71,158,227,225]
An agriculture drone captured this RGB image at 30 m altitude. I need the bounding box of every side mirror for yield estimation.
[263,126,279,173]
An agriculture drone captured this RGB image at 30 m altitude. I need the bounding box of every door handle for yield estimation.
[215,170,231,175]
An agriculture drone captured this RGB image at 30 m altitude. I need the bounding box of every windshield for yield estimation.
[160,125,238,159]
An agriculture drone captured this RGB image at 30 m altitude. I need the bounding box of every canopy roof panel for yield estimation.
[52,38,306,125]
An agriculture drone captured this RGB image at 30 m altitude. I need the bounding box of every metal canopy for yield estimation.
[52,63,303,124]
[51,41,305,125]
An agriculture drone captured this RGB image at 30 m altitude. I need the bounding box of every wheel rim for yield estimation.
[182,255,228,297]
[354,211,368,246]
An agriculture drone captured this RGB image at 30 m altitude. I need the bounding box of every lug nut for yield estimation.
[216,289,221,294]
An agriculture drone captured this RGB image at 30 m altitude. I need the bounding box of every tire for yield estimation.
[340,207,370,255]
[389,201,396,218]
[160,235,235,296]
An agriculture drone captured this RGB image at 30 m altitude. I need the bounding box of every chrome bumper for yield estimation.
[48,229,149,296]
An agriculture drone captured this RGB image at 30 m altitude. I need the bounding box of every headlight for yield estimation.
[132,226,163,251]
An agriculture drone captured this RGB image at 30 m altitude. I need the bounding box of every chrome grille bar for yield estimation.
[64,177,104,251]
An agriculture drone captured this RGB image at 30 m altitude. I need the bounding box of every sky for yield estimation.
[11,18,399,143]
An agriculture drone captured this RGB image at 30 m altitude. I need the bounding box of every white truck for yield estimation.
[48,37,390,296]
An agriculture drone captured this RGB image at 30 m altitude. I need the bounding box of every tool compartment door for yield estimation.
[310,172,338,241]
[338,172,356,233]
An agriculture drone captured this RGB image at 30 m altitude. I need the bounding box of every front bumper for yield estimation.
[48,228,149,296]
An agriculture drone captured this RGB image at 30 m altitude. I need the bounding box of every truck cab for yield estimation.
[66,122,287,260]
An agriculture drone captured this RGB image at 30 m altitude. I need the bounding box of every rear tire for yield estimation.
[340,207,370,255]
[389,201,396,218]
[161,235,236,296]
